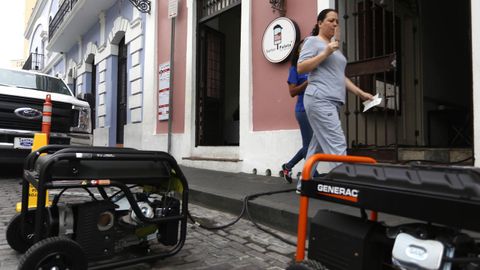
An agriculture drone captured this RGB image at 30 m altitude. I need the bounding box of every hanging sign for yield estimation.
[158,62,170,121]
[262,17,299,63]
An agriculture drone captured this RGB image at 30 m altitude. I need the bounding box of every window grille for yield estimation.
[198,0,241,22]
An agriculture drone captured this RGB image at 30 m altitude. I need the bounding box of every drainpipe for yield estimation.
[167,1,178,154]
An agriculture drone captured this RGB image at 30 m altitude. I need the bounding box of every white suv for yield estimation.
[0,68,92,163]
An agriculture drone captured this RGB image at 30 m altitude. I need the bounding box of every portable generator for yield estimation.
[289,154,480,270]
[7,145,188,270]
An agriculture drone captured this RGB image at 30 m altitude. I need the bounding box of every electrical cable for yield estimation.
[187,187,298,246]
[187,198,247,231]
[51,188,68,206]
[109,185,139,200]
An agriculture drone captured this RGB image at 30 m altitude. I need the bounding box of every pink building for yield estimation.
[142,0,478,176]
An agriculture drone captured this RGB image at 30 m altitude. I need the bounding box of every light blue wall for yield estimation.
[53,58,65,76]
[105,55,118,145]
[83,72,92,94]
[66,44,79,64]
[83,21,101,49]
[105,1,134,31]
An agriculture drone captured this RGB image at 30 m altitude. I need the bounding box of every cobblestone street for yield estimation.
[151,203,296,270]
[0,171,296,270]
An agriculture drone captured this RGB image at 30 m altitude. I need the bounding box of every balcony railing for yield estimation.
[49,0,79,41]
[198,0,241,22]
[22,52,44,71]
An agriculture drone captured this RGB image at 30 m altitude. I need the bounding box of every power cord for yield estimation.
[187,188,298,246]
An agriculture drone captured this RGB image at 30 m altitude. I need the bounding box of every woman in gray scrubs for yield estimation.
[297,9,373,182]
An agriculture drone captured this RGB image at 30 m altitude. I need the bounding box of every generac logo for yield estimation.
[317,184,359,203]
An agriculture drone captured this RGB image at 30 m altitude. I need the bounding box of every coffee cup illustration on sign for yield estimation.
[273,24,283,47]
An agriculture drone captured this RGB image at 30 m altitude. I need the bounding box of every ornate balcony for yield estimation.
[48,0,79,42]
[22,52,44,71]
[47,0,116,52]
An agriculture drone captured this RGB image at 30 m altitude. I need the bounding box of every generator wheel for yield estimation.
[18,237,87,270]
[6,212,35,253]
[286,260,328,270]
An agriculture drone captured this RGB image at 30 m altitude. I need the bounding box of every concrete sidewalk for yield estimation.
[181,166,410,235]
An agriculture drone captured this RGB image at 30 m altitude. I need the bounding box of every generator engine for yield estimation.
[308,210,393,270]
[51,192,180,260]
[390,224,479,270]
[308,210,480,270]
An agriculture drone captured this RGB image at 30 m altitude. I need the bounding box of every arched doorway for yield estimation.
[116,37,128,146]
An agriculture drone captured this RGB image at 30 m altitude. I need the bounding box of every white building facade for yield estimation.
[25,0,148,148]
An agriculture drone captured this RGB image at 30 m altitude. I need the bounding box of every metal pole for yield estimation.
[167,17,176,154]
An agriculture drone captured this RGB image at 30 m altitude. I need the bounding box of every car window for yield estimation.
[46,76,71,95]
[0,68,72,96]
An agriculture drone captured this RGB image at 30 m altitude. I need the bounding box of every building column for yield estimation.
[238,0,252,169]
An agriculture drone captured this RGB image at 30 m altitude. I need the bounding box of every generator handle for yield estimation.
[295,154,377,262]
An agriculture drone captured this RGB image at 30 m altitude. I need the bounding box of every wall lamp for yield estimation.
[269,0,286,16]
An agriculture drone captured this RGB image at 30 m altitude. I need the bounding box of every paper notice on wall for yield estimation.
[158,89,169,120]
[158,62,170,121]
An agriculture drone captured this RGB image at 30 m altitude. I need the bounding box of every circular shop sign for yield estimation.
[262,17,299,63]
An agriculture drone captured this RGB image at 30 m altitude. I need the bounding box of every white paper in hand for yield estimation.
[363,94,382,112]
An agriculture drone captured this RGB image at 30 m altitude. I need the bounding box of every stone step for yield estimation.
[349,147,473,165]
[398,148,473,165]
